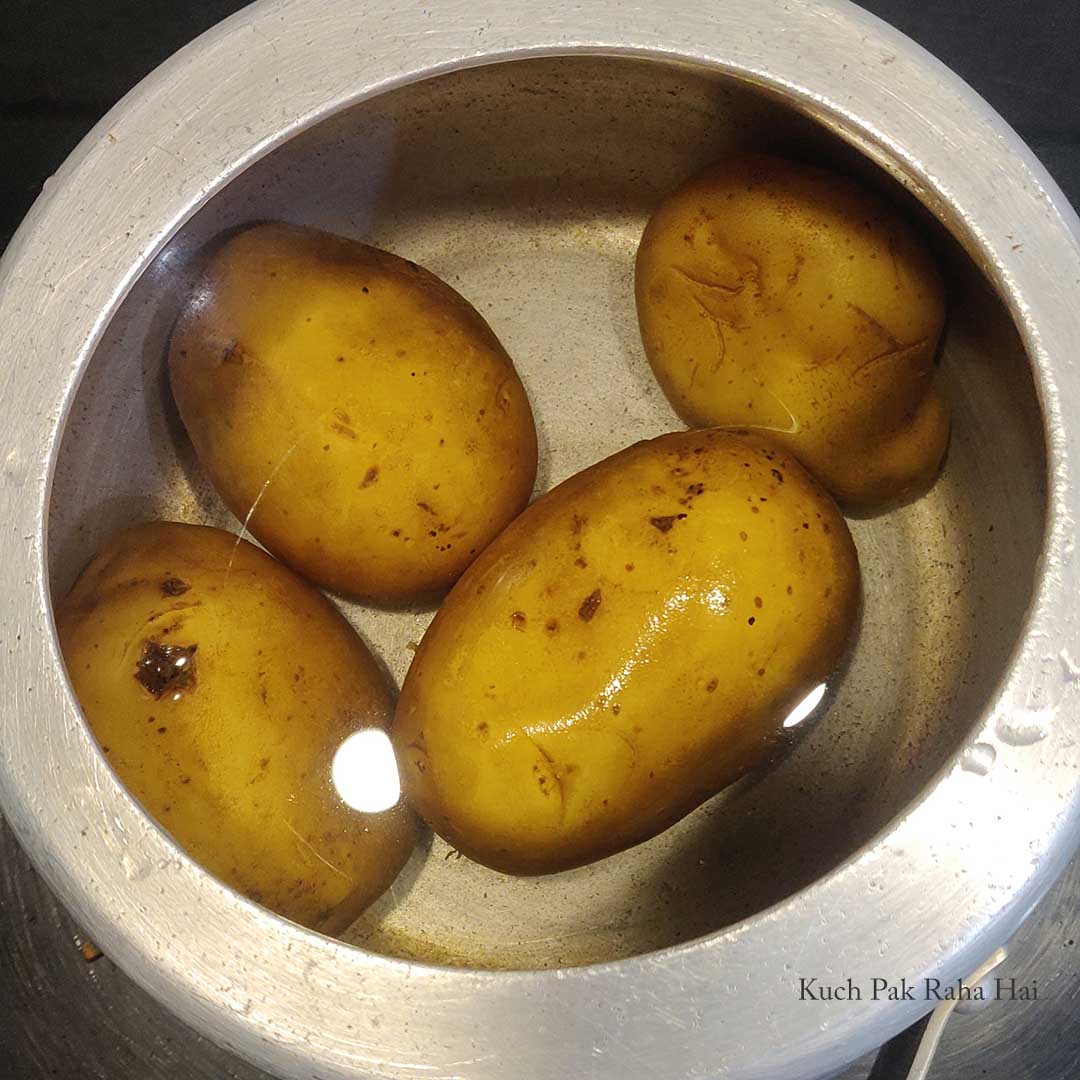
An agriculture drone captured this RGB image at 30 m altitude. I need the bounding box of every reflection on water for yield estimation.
[331,728,401,813]
[783,682,827,729]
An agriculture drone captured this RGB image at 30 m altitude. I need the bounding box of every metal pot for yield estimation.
[2,1,1079,1077]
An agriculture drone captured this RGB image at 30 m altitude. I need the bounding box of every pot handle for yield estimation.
[867,947,1007,1080]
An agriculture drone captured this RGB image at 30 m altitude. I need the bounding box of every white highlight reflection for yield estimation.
[331,728,401,813]
[783,683,827,729]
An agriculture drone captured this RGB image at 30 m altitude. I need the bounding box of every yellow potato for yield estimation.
[635,154,948,510]
[57,521,415,933]
[169,223,537,604]
[394,429,859,874]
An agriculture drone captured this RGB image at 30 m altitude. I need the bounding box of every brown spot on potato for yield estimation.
[650,514,687,533]
[578,589,602,622]
[510,611,527,630]
[160,577,189,597]
[771,468,784,484]
[612,703,621,715]
[417,501,435,514]
[739,530,748,541]
[360,465,379,488]
[705,678,718,693]
[571,513,587,535]
[754,596,763,608]
[748,616,756,625]
[135,641,197,699]
[625,563,635,572]
[545,619,559,633]
[574,556,588,569]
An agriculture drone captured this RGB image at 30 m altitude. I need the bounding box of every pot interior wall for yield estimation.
[47,56,1047,969]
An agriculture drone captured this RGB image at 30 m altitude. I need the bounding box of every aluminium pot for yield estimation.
[2,1,1080,1078]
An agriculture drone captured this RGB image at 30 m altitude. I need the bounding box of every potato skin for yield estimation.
[169,223,537,604]
[57,522,415,933]
[394,430,859,874]
[635,154,948,510]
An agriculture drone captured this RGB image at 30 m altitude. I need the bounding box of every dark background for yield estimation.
[2,2,1079,1078]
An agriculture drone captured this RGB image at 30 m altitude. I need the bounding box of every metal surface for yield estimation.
[1,2,1080,1079]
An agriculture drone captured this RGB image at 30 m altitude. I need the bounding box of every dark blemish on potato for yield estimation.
[360,465,379,488]
[577,650,587,661]
[221,341,245,363]
[417,501,435,514]
[825,586,832,598]
[574,556,588,569]
[260,757,270,771]
[571,513,587,535]
[260,685,268,704]
[361,286,369,294]
[787,584,793,595]
[181,776,191,784]
[101,745,111,753]
[802,522,810,530]
[510,611,527,630]
[160,577,189,597]
[612,703,621,715]
[754,596,763,608]
[336,355,345,363]
[750,506,760,515]
[739,530,748,541]
[823,522,832,534]
[650,514,686,533]
[391,529,401,538]
[156,726,167,734]
[135,641,197,699]
[705,678,718,693]
[757,668,766,677]
[748,617,756,626]
[625,563,635,572]
[578,589,602,622]
[323,444,330,451]
[428,530,437,538]
[331,421,357,439]
[545,619,559,633]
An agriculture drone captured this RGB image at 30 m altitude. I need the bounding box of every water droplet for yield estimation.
[120,853,150,881]
[961,742,997,776]
[1060,649,1080,682]
[996,707,1053,746]
[2,447,28,486]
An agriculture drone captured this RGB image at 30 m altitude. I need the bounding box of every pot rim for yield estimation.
[2,1,1079,1077]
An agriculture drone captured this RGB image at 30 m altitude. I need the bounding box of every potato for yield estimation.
[635,154,948,510]
[57,521,415,933]
[169,223,537,604]
[394,429,859,874]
